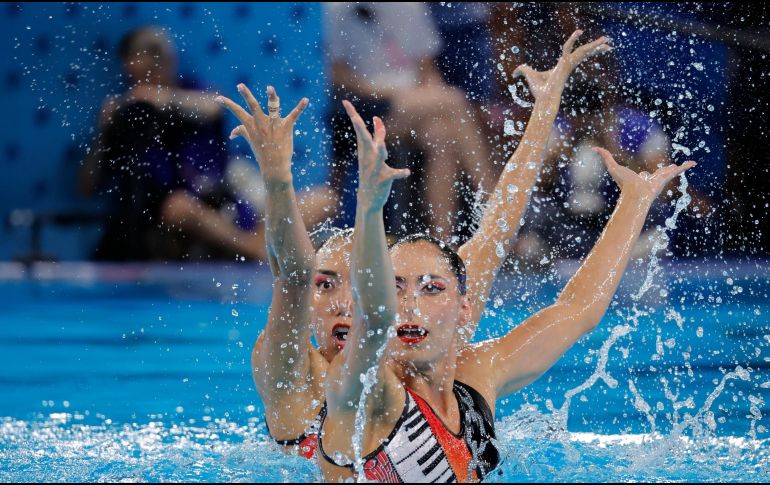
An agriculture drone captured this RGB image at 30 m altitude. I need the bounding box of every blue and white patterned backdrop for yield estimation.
[0,2,330,260]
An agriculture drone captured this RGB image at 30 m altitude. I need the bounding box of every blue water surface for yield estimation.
[0,261,768,482]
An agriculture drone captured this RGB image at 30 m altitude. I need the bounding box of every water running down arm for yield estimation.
[470,148,696,398]
[218,85,317,431]
[459,31,612,338]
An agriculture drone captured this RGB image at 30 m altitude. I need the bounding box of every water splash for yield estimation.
[493,406,769,483]
[508,83,533,108]
[352,335,391,482]
[0,415,319,482]
[633,172,692,301]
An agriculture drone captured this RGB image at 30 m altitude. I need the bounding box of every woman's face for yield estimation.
[388,241,468,369]
[311,237,353,362]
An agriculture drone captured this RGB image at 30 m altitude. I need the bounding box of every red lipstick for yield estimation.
[396,324,428,344]
[332,323,350,349]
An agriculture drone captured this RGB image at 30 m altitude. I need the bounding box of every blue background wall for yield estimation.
[0,2,331,260]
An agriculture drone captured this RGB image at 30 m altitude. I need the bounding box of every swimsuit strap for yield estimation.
[453,381,500,478]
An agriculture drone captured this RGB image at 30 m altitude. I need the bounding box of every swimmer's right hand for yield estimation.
[342,100,410,211]
[217,84,309,185]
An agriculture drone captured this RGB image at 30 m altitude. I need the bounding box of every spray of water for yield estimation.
[351,330,392,482]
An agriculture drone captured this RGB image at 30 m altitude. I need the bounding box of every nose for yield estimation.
[333,297,352,318]
[399,291,418,317]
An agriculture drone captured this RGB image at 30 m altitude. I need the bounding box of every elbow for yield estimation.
[557,299,607,335]
[577,306,608,334]
[581,315,603,333]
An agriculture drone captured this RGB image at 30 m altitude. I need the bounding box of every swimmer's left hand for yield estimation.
[593,146,697,202]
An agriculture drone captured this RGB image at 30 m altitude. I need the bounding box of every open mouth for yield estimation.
[396,324,429,344]
[332,323,350,349]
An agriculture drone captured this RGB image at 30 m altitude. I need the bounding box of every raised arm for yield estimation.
[322,101,410,462]
[469,148,696,397]
[218,85,316,426]
[458,31,611,337]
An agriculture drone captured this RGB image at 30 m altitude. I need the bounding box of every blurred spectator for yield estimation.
[488,4,715,266]
[79,27,333,261]
[323,2,493,241]
[79,26,264,260]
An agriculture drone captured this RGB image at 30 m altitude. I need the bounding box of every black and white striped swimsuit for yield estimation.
[319,381,499,483]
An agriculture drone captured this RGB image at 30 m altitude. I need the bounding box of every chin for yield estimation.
[391,345,435,366]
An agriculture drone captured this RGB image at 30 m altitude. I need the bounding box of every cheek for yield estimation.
[419,298,455,322]
[313,292,333,312]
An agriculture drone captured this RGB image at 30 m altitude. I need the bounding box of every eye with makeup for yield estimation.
[421,280,446,294]
[314,274,336,291]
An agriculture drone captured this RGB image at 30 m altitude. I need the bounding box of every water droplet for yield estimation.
[495,242,506,258]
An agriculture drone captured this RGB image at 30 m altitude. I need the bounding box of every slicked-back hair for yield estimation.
[316,227,399,254]
[389,234,467,296]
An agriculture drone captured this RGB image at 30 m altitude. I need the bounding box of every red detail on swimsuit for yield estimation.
[363,450,404,483]
[297,433,318,459]
[408,389,476,482]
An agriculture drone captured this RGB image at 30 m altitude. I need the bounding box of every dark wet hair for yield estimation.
[315,227,354,253]
[389,233,467,296]
[315,227,398,253]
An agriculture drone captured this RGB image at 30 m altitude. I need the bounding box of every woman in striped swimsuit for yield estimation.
[318,80,696,485]
[218,31,612,461]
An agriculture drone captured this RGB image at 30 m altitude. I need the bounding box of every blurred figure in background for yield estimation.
[79,26,332,261]
[79,26,266,261]
[324,2,493,241]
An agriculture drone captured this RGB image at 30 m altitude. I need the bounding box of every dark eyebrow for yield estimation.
[394,276,406,284]
[419,274,448,282]
[316,270,339,277]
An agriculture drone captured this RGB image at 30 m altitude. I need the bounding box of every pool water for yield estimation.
[1,261,768,482]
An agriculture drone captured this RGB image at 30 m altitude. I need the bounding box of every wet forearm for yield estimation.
[558,190,653,323]
[351,204,398,330]
[264,179,315,283]
[488,70,569,235]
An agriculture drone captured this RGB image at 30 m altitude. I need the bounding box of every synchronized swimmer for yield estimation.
[217,31,695,483]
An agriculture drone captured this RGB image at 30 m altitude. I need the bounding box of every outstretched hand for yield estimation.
[513,30,611,100]
[217,84,308,183]
[342,100,410,210]
[593,146,697,201]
